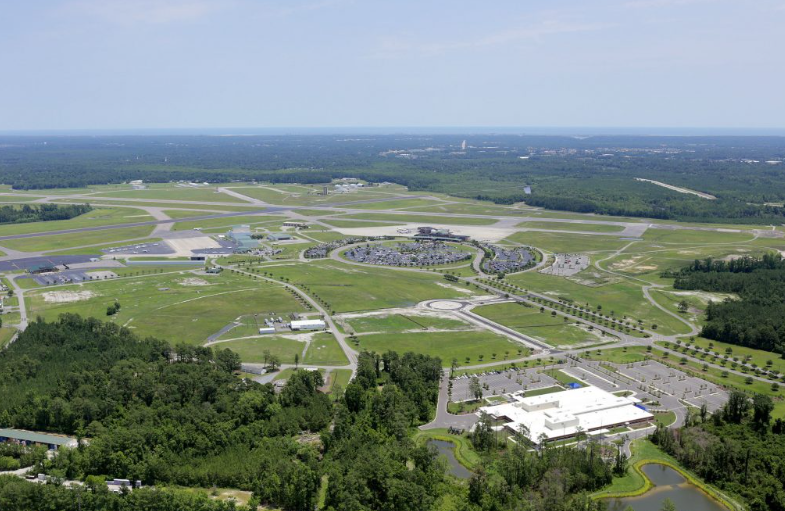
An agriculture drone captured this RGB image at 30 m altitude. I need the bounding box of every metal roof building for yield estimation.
[0,428,78,450]
[227,225,259,252]
[290,319,326,331]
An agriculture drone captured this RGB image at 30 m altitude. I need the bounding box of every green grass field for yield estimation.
[0,207,153,237]
[355,330,527,367]
[303,332,349,366]
[320,219,403,228]
[642,228,757,245]
[214,336,304,364]
[472,302,606,347]
[518,221,626,233]
[326,369,353,396]
[172,214,282,231]
[262,260,481,313]
[26,271,306,345]
[0,225,156,252]
[0,327,16,348]
[336,213,498,226]
[507,270,692,336]
[505,231,630,253]
[343,313,470,334]
[92,187,249,203]
[345,198,444,210]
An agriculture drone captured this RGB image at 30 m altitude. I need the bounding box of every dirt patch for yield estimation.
[179,277,211,286]
[436,282,474,294]
[567,271,622,287]
[42,290,97,303]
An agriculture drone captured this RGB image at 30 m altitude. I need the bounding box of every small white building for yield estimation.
[479,385,652,444]
[290,319,326,331]
[258,327,276,335]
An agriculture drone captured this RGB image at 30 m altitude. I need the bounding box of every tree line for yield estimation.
[0,204,91,225]
[670,254,785,354]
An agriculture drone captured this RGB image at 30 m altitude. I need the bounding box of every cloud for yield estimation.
[65,0,223,25]
[374,20,614,58]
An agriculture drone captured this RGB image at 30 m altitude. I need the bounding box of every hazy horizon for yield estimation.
[3,0,784,131]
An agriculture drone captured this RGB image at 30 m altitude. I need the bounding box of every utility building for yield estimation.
[0,428,78,451]
[290,319,326,331]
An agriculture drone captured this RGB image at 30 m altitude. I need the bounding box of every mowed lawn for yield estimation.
[356,330,527,367]
[504,231,630,254]
[642,228,757,245]
[303,333,349,366]
[1,225,156,252]
[0,206,154,237]
[507,270,692,336]
[216,336,304,364]
[472,302,605,347]
[518,221,626,233]
[263,261,481,312]
[172,214,282,231]
[336,213,498,226]
[92,187,249,203]
[26,271,306,345]
[344,313,470,334]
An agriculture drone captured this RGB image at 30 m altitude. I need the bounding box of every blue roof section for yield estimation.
[567,382,582,389]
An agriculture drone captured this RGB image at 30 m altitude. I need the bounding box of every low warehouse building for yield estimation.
[290,319,326,331]
[268,233,293,242]
[0,428,78,450]
[258,327,276,334]
[479,385,652,444]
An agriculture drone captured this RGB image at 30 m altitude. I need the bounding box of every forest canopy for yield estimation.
[2,134,785,223]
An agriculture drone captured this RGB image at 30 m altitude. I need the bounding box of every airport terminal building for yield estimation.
[479,385,652,444]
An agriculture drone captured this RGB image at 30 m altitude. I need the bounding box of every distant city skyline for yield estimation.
[2,0,784,131]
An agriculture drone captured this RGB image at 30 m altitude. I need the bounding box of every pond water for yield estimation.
[607,464,726,511]
[428,439,472,479]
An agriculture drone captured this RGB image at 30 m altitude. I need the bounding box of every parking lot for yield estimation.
[103,241,173,256]
[25,269,119,286]
[345,241,471,266]
[618,360,728,409]
[540,253,590,276]
[451,367,561,402]
[481,244,534,274]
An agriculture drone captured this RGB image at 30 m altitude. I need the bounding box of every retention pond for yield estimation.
[607,463,726,511]
[428,439,471,479]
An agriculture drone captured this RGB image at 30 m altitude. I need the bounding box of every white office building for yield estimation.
[478,385,652,444]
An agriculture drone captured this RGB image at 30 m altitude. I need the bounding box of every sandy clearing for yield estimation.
[42,290,97,303]
[179,277,210,286]
[436,282,474,294]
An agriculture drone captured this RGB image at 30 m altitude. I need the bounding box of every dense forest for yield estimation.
[0,315,625,510]
[671,253,785,353]
[3,134,785,223]
[0,204,91,225]
[651,390,785,511]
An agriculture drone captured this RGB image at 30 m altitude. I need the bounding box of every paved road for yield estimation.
[420,370,482,431]
[217,263,359,375]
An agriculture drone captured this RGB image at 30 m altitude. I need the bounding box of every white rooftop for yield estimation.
[479,385,652,443]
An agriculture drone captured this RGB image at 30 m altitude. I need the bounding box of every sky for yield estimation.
[1,0,784,132]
